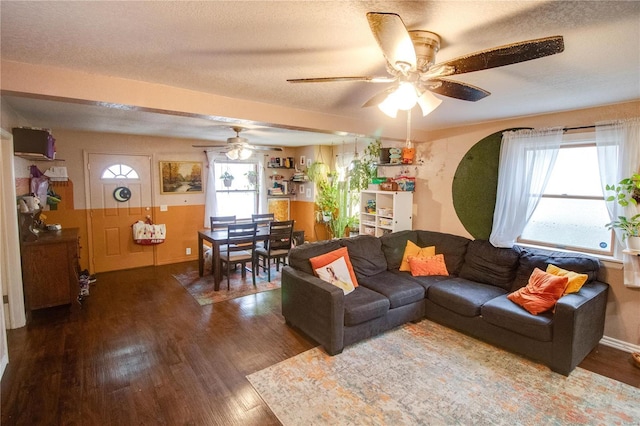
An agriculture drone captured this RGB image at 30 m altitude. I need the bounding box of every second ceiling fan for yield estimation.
[193,126,283,160]
[288,12,564,117]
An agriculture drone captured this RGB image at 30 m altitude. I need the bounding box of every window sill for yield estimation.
[515,242,623,268]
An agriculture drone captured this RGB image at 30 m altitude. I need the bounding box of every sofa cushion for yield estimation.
[513,246,600,292]
[428,277,507,317]
[507,268,568,315]
[357,271,425,309]
[341,235,388,277]
[547,264,589,294]
[381,230,418,270]
[416,231,471,276]
[401,241,436,271]
[408,254,449,277]
[288,239,343,275]
[388,270,451,294]
[314,255,356,294]
[482,295,554,342]
[458,240,520,290]
[309,246,359,288]
[344,285,390,327]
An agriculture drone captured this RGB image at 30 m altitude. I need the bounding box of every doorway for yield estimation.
[87,153,154,272]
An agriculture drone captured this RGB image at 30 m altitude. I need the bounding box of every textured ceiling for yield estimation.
[1,1,639,146]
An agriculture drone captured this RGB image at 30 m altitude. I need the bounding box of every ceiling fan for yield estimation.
[288,12,564,117]
[193,126,283,160]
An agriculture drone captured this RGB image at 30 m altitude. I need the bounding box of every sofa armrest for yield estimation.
[281,266,346,355]
[551,280,609,375]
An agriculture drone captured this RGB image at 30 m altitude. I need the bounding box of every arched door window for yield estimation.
[101,164,140,179]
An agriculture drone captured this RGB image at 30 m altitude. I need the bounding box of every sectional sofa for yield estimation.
[281,230,609,375]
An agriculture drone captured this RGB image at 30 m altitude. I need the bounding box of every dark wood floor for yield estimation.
[2,262,639,425]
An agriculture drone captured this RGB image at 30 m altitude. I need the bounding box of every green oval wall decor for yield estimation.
[452,128,528,240]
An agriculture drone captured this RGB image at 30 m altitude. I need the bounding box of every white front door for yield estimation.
[87,153,154,272]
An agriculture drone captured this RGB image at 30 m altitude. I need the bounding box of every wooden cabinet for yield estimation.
[21,228,79,312]
[360,190,413,237]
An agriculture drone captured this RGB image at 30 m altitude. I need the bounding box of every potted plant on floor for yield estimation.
[605,173,640,250]
[220,171,234,188]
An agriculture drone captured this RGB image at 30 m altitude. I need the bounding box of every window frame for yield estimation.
[214,161,259,218]
[516,133,615,257]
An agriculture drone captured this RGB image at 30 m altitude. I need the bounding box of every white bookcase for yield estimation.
[359,190,413,237]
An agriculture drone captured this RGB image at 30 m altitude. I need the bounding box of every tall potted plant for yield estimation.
[605,173,640,250]
[349,139,382,191]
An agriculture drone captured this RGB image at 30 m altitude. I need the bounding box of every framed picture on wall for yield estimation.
[160,161,203,194]
[299,155,306,166]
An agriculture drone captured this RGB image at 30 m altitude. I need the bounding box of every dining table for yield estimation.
[198,226,270,291]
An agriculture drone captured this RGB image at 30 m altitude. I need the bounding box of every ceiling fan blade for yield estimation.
[366,12,417,73]
[427,78,490,102]
[247,145,283,152]
[192,143,227,148]
[431,35,564,76]
[361,86,397,108]
[287,76,395,83]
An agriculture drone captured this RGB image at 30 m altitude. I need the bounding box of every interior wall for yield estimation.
[413,100,640,348]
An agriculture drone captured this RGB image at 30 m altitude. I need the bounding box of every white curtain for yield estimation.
[203,150,217,228]
[257,155,268,214]
[489,127,564,247]
[596,117,640,287]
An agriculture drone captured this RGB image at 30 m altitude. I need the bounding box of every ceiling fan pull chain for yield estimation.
[405,111,412,148]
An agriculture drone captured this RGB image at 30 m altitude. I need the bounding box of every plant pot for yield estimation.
[322,212,332,223]
[223,179,232,188]
[626,236,640,251]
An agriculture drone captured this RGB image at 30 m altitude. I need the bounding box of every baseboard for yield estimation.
[600,335,640,353]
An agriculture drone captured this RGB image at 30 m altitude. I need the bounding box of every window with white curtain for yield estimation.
[518,137,614,255]
[214,162,258,218]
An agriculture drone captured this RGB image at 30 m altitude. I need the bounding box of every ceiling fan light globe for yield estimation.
[378,97,399,118]
[389,83,418,111]
[226,149,239,160]
[238,148,253,160]
[417,91,443,116]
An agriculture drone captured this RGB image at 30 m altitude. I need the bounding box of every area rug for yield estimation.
[172,269,280,306]
[247,320,640,425]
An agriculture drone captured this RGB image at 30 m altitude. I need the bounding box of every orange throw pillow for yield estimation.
[508,268,568,315]
[407,254,449,277]
[546,264,589,294]
[400,240,436,271]
[309,247,359,287]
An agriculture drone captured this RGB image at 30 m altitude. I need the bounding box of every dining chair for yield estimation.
[251,213,274,227]
[210,215,236,230]
[220,222,258,289]
[256,220,294,281]
[252,212,275,250]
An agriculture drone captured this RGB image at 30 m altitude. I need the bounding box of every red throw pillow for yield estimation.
[309,247,359,287]
[508,268,568,315]
[407,254,449,277]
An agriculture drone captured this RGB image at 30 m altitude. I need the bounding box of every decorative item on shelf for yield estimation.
[394,175,416,192]
[380,181,398,191]
[366,199,376,213]
[401,146,415,164]
[389,147,402,164]
[220,171,234,188]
